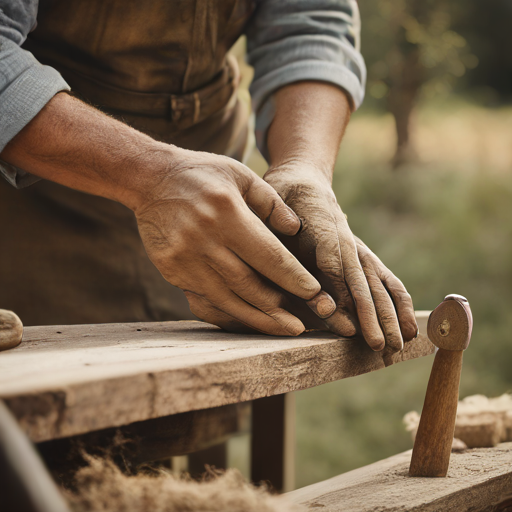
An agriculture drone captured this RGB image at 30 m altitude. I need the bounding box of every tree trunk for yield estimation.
[387,39,424,168]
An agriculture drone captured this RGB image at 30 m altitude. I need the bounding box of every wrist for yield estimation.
[116,142,182,213]
[265,160,333,189]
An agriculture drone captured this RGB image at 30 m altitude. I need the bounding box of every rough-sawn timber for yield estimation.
[287,442,512,511]
[0,315,432,442]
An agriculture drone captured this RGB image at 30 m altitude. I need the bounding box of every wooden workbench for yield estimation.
[287,443,512,511]
[0,315,433,443]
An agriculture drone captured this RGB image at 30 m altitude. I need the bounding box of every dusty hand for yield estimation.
[264,165,418,350]
[135,149,336,336]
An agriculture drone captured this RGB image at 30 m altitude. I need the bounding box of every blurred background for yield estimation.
[236,0,512,489]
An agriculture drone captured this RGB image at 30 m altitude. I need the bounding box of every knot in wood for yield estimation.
[438,319,451,337]
[427,295,472,351]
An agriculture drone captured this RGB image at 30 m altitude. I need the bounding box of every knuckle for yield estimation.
[344,262,364,278]
[162,240,188,267]
[203,187,237,211]
[389,281,412,304]
[379,309,399,327]
[233,273,256,296]
[317,256,344,281]
[400,291,413,304]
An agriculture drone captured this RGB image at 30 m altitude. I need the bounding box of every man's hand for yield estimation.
[265,165,417,349]
[1,93,336,336]
[135,149,337,336]
[266,81,418,350]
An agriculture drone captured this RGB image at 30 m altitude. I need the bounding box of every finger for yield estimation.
[382,272,418,342]
[207,249,306,335]
[315,274,358,336]
[316,223,384,349]
[344,257,385,351]
[323,309,358,337]
[364,271,403,351]
[228,204,321,300]
[192,288,302,336]
[184,292,256,334]
[306,291,337,319]
[357,240,418,343]
[244,177,301,236]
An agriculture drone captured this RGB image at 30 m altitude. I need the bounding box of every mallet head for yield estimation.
[427,294,473,351]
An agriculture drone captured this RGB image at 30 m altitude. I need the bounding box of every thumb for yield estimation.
[244,177,301,236]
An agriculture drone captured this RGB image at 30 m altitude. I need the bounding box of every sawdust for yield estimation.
[63,454,298,512]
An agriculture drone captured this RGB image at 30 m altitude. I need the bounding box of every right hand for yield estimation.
[134,147,336,336]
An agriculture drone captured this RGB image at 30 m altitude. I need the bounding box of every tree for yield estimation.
[360,0,478,167]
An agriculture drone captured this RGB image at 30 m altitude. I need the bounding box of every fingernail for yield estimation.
[283,206,301,236]
[307,292,336,318]
[317,297,336,317]
[372,341,386,352]
[387,337,404,352]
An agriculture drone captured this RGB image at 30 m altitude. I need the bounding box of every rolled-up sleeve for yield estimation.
[245,0,366,159]
[0,0,70,187]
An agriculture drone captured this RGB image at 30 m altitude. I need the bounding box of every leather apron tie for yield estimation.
[0,0,256,326]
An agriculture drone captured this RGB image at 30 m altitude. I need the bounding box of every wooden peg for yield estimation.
[409,294,473,477]
[0,309,23,352]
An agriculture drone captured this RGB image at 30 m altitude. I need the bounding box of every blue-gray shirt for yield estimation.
[0,0,366,187]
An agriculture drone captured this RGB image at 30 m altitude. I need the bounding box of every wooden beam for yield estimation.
[251,393,295,493]
[0,315,433,442]
[37,402,250,474]
[287,443,512,512]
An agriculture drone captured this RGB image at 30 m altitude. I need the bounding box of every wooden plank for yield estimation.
[0,314,433,442]
[251,393,296,492]
[37,402,251,473]
[287,443,512,512]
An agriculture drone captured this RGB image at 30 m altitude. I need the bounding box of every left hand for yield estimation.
[264,164,418,351]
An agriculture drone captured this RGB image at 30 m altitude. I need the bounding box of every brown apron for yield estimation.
[0,0,255,326]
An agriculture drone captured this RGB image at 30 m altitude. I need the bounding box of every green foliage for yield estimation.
[361,0,477,106]
[295,102,512,488]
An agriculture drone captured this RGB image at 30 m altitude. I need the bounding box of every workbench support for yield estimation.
[251,393,295,492]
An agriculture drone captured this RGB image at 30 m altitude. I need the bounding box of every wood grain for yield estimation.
[287,443,512,512]
[409,348,463,476]
[410,297,472,477]
[0,315,433,442]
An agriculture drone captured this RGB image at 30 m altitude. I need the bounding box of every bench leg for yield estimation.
[251,393,295,492]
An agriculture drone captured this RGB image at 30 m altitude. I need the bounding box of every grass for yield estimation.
[282,100,512,488]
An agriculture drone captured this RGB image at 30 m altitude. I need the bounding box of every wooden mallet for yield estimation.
[409,294,473,477]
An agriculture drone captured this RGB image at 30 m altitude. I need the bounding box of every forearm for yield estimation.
[266,81,352,184]
[0,92,173,211]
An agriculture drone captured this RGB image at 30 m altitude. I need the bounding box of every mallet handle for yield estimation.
[409,347,463,477]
